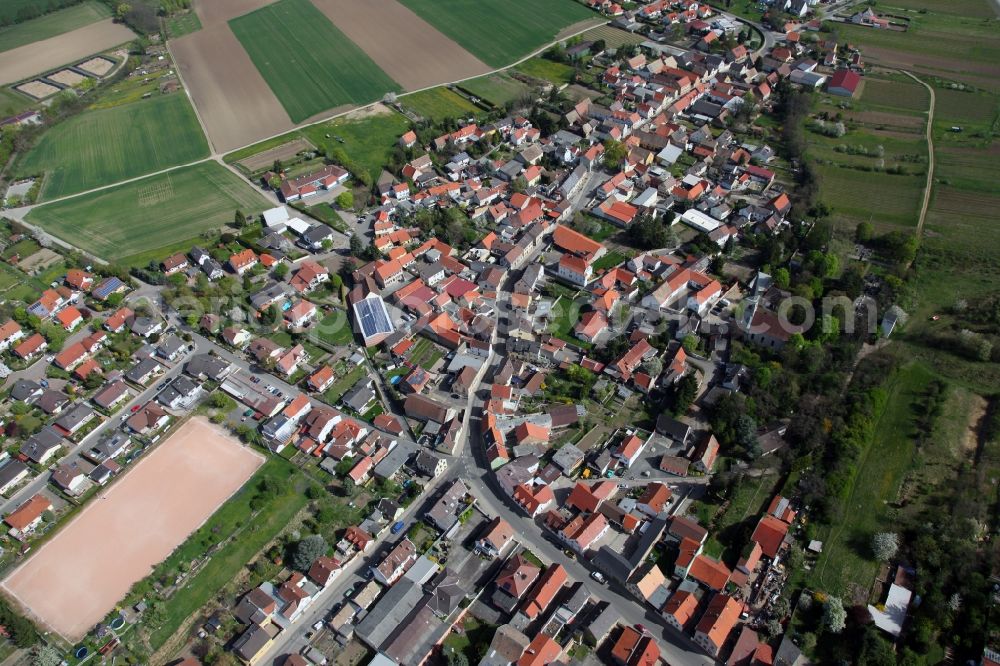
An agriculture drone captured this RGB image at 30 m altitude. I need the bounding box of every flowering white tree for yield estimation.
[872,531,899,561]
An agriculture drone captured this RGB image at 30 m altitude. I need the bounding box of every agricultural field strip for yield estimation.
[168,22,293,154]
[25,161,270,262]
[395,0,598,67]
[17,93,210,200]
[18,3,606,204]
[229,0,401,123]
[309,0,491,92]
[0,19,135,86]
[0,1,111,53]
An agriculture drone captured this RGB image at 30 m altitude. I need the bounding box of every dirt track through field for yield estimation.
[899,70,934,239]
[0,19,135,85]
[0,417,263,641]
[310,0,491,91]
[170,23,293,153]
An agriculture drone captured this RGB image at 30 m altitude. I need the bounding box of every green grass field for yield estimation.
[26,161,270,262]
[324,364,366,405]
[834,7,1000,91]
[691,466,781,563]
[18,93,209,200]
[226,110,409,181]
[164,10,201,39]
[860,75,928,113]
[298,111,410,179]
[460,73,532,108]
[808,363,939,597]
[403,86,481,120]
[0,0,109,52]
[396,0,597,67]
[142,458,309,650]
[933,88,998,124]
[0,0,76,25]
[0,87,33,118]
[301,202,347,231]
[313,310,354,347]
[816,165,925,229]
[516,57,577,86]
[229,0,400,122]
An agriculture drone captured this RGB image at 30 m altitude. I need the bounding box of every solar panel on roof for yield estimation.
[356,297,393,339]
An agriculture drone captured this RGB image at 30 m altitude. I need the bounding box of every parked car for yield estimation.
[390,521,406,535]
[590,570,606,584]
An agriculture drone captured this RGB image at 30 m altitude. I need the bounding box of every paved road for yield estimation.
[253,468,459,666]
[0,338,200,516]
[458,413,715,666]
[434,248,714,666]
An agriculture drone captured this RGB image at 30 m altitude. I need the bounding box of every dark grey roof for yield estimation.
[413,450,443,476]
[250,282,290,310]
[129,316,162,336]
[22,427,64,463]
[425,479,470,532]
[36,390,68,414]
[427,570,468,617]
[0,460,28,487]
[656,414,692,442]
[189,246,211,264]
[185,353,231,380]
[233,623,274,661]
[125,357,161,383]
[54,403,95,432]
[302,224,334,244]
[156,335,186,358]
[85,431,130,462]
[10,380,42,402]
[157,376,200,406]
[92,379,130,409]
[341,379,376,412]
[355,578,424,649]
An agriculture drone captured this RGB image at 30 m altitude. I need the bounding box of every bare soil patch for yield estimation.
[0,417,263,641]
[237,136,315,172]
[310,0,491,92]
[169,24,292,153]
[17,248,62,273]
[962,394,988,457]
[77,56,114,76]
[343,101,393,121]
[0,19,134,86]
[15,80,59,99]
[47,68,86,87]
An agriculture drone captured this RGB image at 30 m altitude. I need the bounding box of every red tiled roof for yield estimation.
[552,224,604,262]
[696,593,741,652]
[751,514,789,558]
[688,554,731,590]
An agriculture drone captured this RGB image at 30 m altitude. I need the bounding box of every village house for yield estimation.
[4,494,52,539]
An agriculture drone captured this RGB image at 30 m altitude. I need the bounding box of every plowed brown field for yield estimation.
[0,19,134,85]
[310,0,491,91]
[170,24,292,153]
